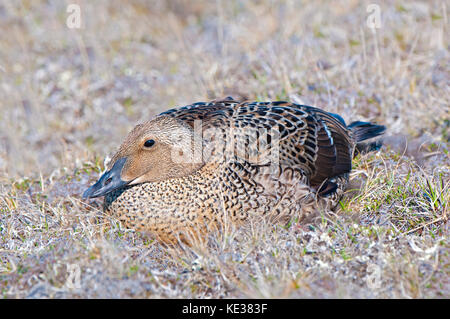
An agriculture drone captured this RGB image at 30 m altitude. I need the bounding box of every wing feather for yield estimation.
[159,99,354,187]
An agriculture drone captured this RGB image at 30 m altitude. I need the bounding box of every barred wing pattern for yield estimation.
[160,99,353,189]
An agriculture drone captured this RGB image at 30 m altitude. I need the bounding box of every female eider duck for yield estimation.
[83,98,385,243]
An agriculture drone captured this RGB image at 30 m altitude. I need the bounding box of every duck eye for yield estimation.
[144,139,155,148]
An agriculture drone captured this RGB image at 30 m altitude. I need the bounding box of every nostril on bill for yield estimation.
[105,177,112,186]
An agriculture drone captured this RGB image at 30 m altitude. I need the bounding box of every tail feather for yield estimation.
[348,121,386,143]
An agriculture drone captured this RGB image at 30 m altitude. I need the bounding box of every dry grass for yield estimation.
[0,0,448,298]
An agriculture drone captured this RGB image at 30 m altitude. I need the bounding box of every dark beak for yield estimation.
[82,157,129,199]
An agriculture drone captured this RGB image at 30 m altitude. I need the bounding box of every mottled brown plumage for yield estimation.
[83,98,385,243]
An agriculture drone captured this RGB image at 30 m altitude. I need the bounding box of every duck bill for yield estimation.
[82,157,129,199]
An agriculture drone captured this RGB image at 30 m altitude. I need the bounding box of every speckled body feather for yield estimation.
[96,99,385,243]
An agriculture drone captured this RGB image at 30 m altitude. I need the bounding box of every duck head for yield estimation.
[83,116,203,199]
